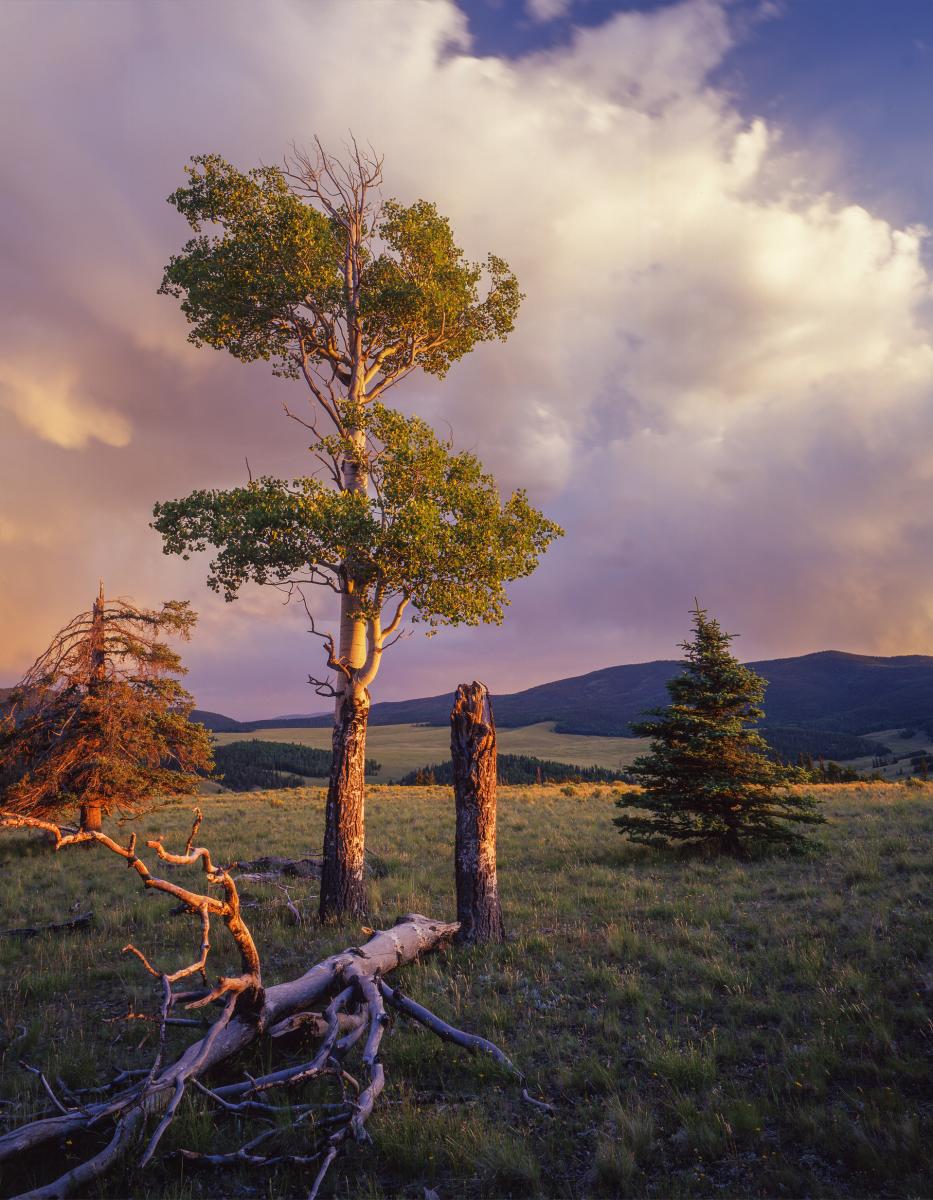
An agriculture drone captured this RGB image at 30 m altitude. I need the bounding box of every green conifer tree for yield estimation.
[615,604,824,853]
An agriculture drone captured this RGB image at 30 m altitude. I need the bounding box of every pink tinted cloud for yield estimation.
[2,0,932,718]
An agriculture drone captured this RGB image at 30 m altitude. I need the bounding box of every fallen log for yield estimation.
[0,912,93,939]
[233,853,322,879]
[0,810,531,1200]
[232,848,388,882]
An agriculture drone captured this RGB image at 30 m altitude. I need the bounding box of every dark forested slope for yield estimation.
[190,651,933,761]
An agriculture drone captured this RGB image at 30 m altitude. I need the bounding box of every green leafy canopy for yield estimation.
[152,405,563,627]
[159,153,522,386]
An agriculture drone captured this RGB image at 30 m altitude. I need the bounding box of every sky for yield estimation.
[2,0,933,718]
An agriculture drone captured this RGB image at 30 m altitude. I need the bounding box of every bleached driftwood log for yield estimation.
[0,809,528,1200]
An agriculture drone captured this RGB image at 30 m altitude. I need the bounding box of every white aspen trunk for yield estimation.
[333,421,369,697]
[320,196,389,921]
[336,589,368,688]
[320,417,374,920]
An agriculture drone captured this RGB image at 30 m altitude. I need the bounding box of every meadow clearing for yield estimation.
[0,782,929,1198]
[848,729,933,782]
[213,722,650,783]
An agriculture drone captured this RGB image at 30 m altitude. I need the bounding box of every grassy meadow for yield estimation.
[0,782,930,1198]
[213,721,649,782]
[212,722,933,787]
[848,728,933,782]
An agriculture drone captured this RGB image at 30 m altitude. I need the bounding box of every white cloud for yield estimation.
[2,0,933,709]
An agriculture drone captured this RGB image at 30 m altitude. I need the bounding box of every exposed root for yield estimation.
[0,812,542,1200]
[105,1006,204,1029]
[178,1121,329,1169]
[521,1087,556,1114]
[17,1064,70,1117]
[267,1010,364,1042]
[60,1069,150,1100]
[186,953,533,1199]
[378,978,520,1077]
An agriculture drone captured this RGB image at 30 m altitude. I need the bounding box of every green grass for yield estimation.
[213,721,649,783]
[0,781,930,1198]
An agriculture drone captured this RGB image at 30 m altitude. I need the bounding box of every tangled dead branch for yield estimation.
[0,810,537,1199]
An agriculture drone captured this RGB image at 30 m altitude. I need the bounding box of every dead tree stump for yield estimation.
[450,682,504,945]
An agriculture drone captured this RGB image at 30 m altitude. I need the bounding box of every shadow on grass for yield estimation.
[0,832,58,862]
[587,831,827,870]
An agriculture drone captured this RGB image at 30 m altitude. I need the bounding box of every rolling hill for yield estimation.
[191,650,933,762]
[8,651,932,766]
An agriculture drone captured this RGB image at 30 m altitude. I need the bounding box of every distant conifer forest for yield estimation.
[399,754,628,787]
[214,740,381,791]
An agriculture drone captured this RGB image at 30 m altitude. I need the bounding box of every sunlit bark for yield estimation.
[450,682,504,944]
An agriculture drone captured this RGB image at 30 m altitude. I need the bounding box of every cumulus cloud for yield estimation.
[1,0,932,716]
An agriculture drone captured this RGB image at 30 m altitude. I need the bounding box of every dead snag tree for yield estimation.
[0,585,212,833]
[155,142,561,920]
[0,810,533,1200]
[451,682,504,944]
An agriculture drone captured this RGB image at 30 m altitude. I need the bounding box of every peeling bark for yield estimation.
[450,682,504,945]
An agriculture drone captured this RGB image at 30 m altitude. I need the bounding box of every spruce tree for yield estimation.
[615,604,823,853]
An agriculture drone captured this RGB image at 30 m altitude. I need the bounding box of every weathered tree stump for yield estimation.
[450,682,505,944]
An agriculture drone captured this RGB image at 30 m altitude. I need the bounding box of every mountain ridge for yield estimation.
[191,649,933,761]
